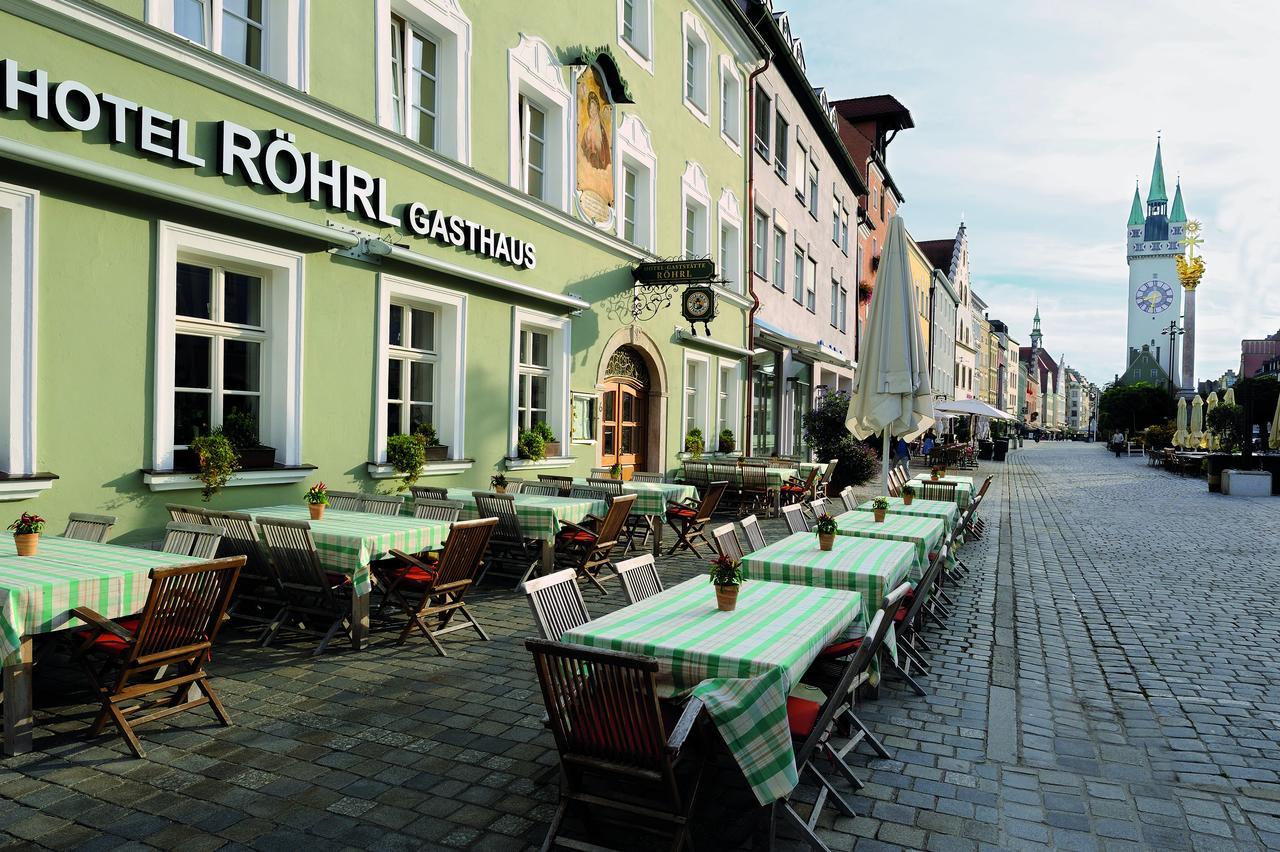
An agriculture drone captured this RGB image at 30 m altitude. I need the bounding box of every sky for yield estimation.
[784,0,1280,384]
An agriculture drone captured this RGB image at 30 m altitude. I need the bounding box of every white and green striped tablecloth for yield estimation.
[854,497,959,535]
[571,480,697,516]
[563,577,861,806]
[246,506,451,596]
[0,534,201,662]
[447,490,606,541]
[908,474,974,507]
[833,512,946,580]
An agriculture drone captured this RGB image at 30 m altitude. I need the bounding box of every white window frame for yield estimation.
[509,307,570,458]
[374,275,466,463]
[508,34,571,210]
[830,277,840,328]
[752,208,769,280]
[794,137,807,200]
[839,283,848,333]
[681,161,711,259]
[753,84,772,161]
[616,0,653,73]
[147,0,307,88]
[616,112,657,250]
[718,55,742,153]
[717,359,741,442]
[792,243,805,304]
[717,188,742,293]
[807,158,820,219]
[682,351,711,442]
[0,183,39,485]
[772,214,788,292]
[832,192,842,245]
[153,221,303,472]
[374,0,472,163]
[773,110,789,181]
[681,11,710,124]
[806,255,817,313]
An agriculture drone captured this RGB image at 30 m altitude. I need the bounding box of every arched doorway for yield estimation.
[601,346,649,476]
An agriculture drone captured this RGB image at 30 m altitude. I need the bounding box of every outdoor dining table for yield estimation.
[908,473,974,508]
[854,496,959,536]
[244,505,452,650]
[0,533,203,755]
[446,489,607,575]
[562,576,862,805]
[832,511,946,581]
[570,479,697,556]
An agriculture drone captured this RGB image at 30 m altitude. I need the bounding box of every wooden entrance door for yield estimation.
[601,347,649,477]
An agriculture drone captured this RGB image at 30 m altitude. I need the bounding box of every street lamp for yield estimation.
[1161,318,1185,394]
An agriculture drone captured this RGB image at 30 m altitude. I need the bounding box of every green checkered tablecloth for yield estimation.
[0,534,202,662]
[246,506,451,596]
[571,480,698,516]
[908,474,974,507]
[563,577,861,805]
[833,512,946,581]
[447,490,607,541]
[854,497,959,535]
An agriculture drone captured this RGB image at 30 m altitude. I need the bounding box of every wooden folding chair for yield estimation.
[781,468,819,505]
[472,491,541,586]
[360,494,405,516]
[885,544,949,696]
[737,462,771,516]
[384,517,497,653]
[521,568,591,639]
[555,493,637,593]
[70,556,245,757]
[161,521,225,560]
[537,474,574,496]
[409,485,448,501]
[526,638,705,852]
[781,503,809,535]
[631,471,666,483]
[586,477,626,501]
[616,554,664,604]
[663,481,727,558]
[816,459,838,497]
[806,497,828,521]
[589,467,613,477]
[326,491,363,511]
[501,478,526,494]
[519,482,563,497]
[62,512,118,543]
[569,484,608,502]
[738,514,768,553]
[711,522,744,561]
[919,480,958,503]
[206,510,286,629]
[257,518,351,655]
[165,504,209,525]
[411,498,463,522]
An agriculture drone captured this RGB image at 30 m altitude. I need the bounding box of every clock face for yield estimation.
[683,288,713,319]
[1135,277,1174,314]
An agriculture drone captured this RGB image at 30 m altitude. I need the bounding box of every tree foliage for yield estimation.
[801,391,879,491]
[1097,381,1175,435]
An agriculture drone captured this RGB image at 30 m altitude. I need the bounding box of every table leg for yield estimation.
[351,590,369,650]
[539,539,555,576]
[772,488,781,518]
[650,515,662,558]
[3,637,34,756]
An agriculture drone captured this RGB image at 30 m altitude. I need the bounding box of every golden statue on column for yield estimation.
[1175,220,1204,398]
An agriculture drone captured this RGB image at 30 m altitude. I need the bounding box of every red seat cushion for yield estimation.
[557,529,598,543]
[666,506,697,519]
[786,696,822,738]
[817,636,863,658]
[383,557,439,585]
[927,551,939,562]
[781,484,806,494]
[73,615,141,656]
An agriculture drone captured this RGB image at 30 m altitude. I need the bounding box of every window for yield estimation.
[622,166,638,243]
[719,58,742,149]
[616,114,656,250]
[793,246,804,304]
[772,228,786,290]
[571,393,597,442]
[155,0,305,86]
[389,15,439,149]
[795,140,807,200]
[682,12,709,120]
[520,96,547,200]
[717,189,742,293]
[683,354,709,440]
[753,87,771,160]
[0,182,40,488]
[840,207,849,254]
[618,0,652,68]
[509,35,570,208]
[752,209,768,278]
[830,279,840,328]
[774,112,789,180]
[807,160,819,218]
[717,362,740,439]
[806,256,817,312]
[871,186,879,217]
[154,222,304,474]
[511,309,569,454]
[839,284,848,332]
[832,194,841,244]
[681,162,711,259]
[376,0,470,160]
[384,303,437,437]
[517,327,550,431]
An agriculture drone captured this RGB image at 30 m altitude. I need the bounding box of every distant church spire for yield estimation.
[1147,137,1168,205]
[1128,183,1144,226]
[1031,305,1042,349]
[1170,177,1186,223]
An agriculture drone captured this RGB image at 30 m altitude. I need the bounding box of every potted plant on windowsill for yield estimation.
[533,421,560,458]
[901,484,916,506]
[491,473,509,494]
[189,431,240,501]
[709,554,744,612]
[684,427,705,459]
[9,512,46,556]
[517,429,547,462]
[304,481,329,520]
[414,423,449,462]
[871,496,890,523]
[222,410,276,469]
[387,433,426,492]
[815,512,838,551]
[718,429,736,454]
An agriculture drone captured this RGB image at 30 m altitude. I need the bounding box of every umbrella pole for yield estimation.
[882,431,891,496]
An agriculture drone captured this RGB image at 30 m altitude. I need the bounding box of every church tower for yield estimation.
[1125,138,1186,384]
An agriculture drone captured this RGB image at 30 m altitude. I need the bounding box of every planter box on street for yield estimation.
[1222,469,1272,497]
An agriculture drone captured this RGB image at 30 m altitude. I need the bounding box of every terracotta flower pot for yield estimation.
[903,494,914,505]
[715,584,739,611]
[817,532,835,551]
[14,533,38,556]
[930,473,939,481]
[308,503,325,521]
[495,485,506,494]
[873,509,887,523]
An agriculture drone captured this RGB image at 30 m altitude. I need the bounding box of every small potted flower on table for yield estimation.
[815,512,838,551]
[709,554,744,611]
[9,512,46,556]
[610,462,623,480]
[901,484,916,506]
[491,473,509,494]
[930,466,943,481]
[871,496,890,523]
[305,481,329,520]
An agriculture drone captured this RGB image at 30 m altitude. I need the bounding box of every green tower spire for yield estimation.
[1170,178,1186,222]
[1031,305,1042,349]
[1128,183,1144,226]
[1147,138,1168,204]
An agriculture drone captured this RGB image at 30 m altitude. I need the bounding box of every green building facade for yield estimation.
[0,0,764,542]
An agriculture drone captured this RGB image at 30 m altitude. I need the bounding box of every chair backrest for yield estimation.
[616,554,664,604]
[522,568,591,639]
[129,556,245,662]
[808,497,828,518]
[409,485,448,501]
[593,494,637,548]
[630,471,666,483]
[740,458,769,468]
[738,515,767,553]
[502,478,526,494]
[257,518,331,593]
[166,504,209,525]
[473,491,524,541]
[569,485,608,502]
[740,463,769,493]
[432,517,498,587]
[412,498,463,523]
[589,467,613,477]
[526,637,672,775]
[840,487,858,512]
[326,490,363,511]
[203,510,272,576]
[586,477,625,498]
[781,504,808,535]
[62,512,117,543]
[900,543,948,631]
[695,481,729,522]
[919,481,958,503]
[682,461,709,489]
[711,523,744,561]
[709,462,739,486]
[819,459,838,486]
[161,521,225,560]
[519,482,563,497]
[537,474,574,496]
[360,494,405,516]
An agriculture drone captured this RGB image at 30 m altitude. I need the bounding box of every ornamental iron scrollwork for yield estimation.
[605,346,650,383]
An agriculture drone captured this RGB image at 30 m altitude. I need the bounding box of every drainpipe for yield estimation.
[743,45,772,459]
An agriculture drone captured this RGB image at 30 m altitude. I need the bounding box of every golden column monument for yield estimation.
[1175,220,1205,398]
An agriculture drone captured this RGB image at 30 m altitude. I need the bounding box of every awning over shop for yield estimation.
[754,319,855,370]
[673,328,753,358]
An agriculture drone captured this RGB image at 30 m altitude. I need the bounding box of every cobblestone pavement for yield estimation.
[2,442,1278,850]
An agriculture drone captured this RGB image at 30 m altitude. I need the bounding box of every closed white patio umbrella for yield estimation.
[1270,393,1280,450]
[1173,397,1188,449]
[1204,391,1219,450]
[845,215,933,494]
[1189,394,1204,450]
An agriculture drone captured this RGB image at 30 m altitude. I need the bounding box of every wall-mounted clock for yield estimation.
[681,285,717,335]
[1135,277,1174,315]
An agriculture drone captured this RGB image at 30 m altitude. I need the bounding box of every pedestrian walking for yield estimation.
[1111,430,1125,457]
